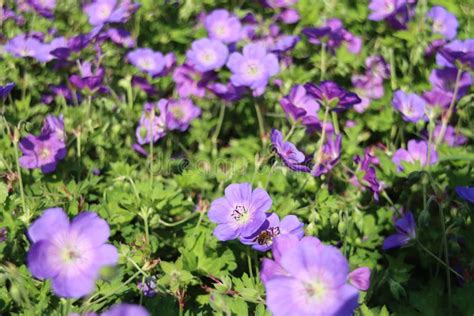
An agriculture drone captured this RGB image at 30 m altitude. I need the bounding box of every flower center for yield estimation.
[98,4,113,19]
[171,106,184,120]
[214,23,228,37]
[245,62,262,78]
[61,246,81,264]
[39,147,51,159]
[305,280,327,300]
[231,205,249,223]
[198,50,217,65]
[138,57,155,71]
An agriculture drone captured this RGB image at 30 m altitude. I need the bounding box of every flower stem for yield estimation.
[314,105,330,165]
[12,127,29,223]
[331,111,340,135]
[212,103,226,154]
[416,241,462,279]
[436,68,462,145]
[438,205,452,315]
[158,212,199,227]
[254,102,266,144]
[149,108,155,184]
[320,43,326,81]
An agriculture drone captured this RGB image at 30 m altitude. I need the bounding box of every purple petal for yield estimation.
[27,208,69,243]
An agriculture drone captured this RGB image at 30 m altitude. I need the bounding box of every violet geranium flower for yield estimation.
[263,236,360,316]
[437,39,474,69]
[456,186,474,204]
[0,82,15,99]
[383,211,417,250]
[27,208,118,297]
[392,140,438,172]
[270,129,311,173]
[27,0,56,18]
[428,68,472,100]
[279,84,320,126]
[69,61,107,93]
[186,38,229,73]
[240,213,304,252]
[305,81,361,112]
[312,134,342,177]
[164,98,201,132]
[392,90,427,123]
[226,43,279,95]
[84,0,138,26]
[426,6,458,40]
[204,9,242,44]
[208,183,272,241]
[136,101,167,145]
[19,115,67,173]
[102,304,150,316]
[127,48,166,77]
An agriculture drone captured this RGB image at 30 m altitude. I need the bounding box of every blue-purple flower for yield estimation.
[263,236,360,316]
[270,129,311,173]
[27,208,118,297]
[136,101,167,145]
[27,0,56,18]
[102,304,150,316]
[456,186,474,204]
[165,98,201,132]
[84,0,138,26]
[19,115,67,173]
[305,81,361,112]
[392,90,427,122]
[0,83,15,99]
[426,6,458,40]
[280,84,320,126]
[226,43,279,95]
[208,183,272,241]
[428,68,472,100]
[368,0,415,29]
[437,39,474,69]
[240,213,304,252]
[127,48,166,77]
[204,9,242,44]
[383,211,417,250]
[312,134,342,177]
[186,38,229,72]
[392,140,438,171]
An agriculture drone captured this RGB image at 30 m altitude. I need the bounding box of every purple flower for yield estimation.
[277,8,300,24]
[365,55,390,80]
[102,304,149,316]
[271,35,300,53]
[264,0,298,8]
[19,115,67,173]
[240,213,304,252]
[352,149,383,200]
[27,0,55,18]
[351,74,384,113]
[383,211,416,250]
[437,39,474,69]
[312,134,342,177]
[0,228,6,243]
[0,82,15,99]
[42,84,80,106]
[84,0,138,26]
[227,43,279,94]
[208,183,272,241]
[137,276,157,297]
[392,140,438,171]
[136,101,167,145]
[305,81,361,112]
[264,236,360,316]
[208,82,245,102]
[392,90,427,122]
[429,68,472,100]
[186,38,229,72]
[107,28,136,48]
[303,19,361,54]
[348,267,371,291]
[69,61,106,93]
[271,129,311,173]
[431,124,466,147]
[456,186,474,204]
[4,34,50,62]
[204,9,242,44]
[426,6,458,40]
[368,0,405,21]
[172,63,208,98]
[27,208,118,297]
[127,48,166,77]
[422,89,452,108]
[280,84,320,125]
[165,98,201,132]
[132,76,157,96]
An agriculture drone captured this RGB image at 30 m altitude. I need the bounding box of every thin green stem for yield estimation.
[438,206,452,315]
[12,128,29,222]
[149,109,155,183]
[284,123,296,141]
[314,106,330,165]
[158,212,199,227]
[331,111,340,135]
[247,248,254,282]
[254,102,266,144]
[389,49,397,90]
[320,43,326,81]
[436,68,462,145]
[212,103,226,148]
[417,241,462,279]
